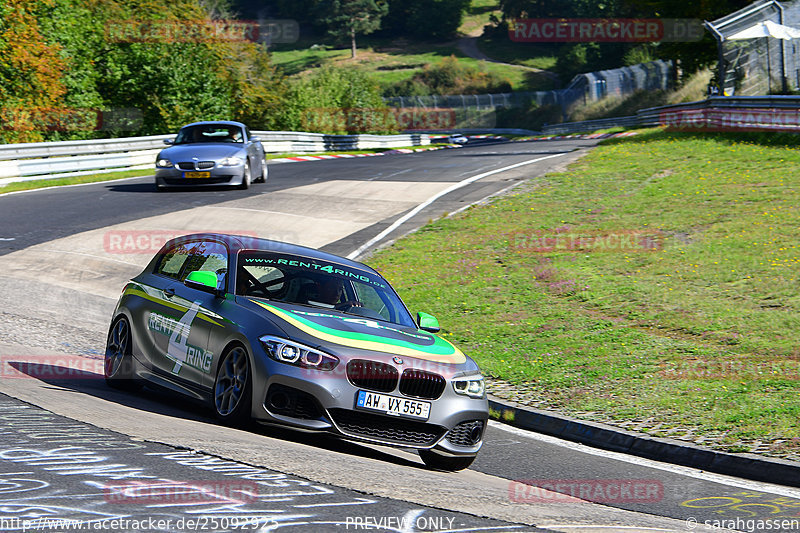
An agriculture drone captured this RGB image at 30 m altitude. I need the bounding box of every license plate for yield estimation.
[183,171,211,178]
[356,390,431,420]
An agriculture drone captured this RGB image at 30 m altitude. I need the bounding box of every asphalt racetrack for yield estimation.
[1,138,798,532]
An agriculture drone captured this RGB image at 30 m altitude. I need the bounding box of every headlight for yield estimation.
[220,156,243,166]
[156,158,172,168]
[259,335,339,371]
[453,375,485,398]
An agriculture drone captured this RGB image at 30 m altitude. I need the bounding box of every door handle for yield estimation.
[164,288,175,298]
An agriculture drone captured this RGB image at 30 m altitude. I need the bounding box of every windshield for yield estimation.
[236,251,416,328]
[174,124,244,144]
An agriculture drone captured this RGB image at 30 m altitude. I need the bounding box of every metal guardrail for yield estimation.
[0,131,430,186]
[541,95,800,135]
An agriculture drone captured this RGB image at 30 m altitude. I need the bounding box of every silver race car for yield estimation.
[105,233,488,470]
[155,121,267,190]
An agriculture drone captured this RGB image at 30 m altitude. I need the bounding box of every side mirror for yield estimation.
[184,270,223,297]
[417,312,440,333]
[163,139,174,145]
[250,136,262,142]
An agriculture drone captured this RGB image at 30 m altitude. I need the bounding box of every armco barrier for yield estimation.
[0,131,429,186]
[541,95,800,135]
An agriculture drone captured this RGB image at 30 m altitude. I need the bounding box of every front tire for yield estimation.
[256,156,267,183]
[418,450,476,472]
[104,317,142,391]
[238,161,251,190]
[213,345,252,424]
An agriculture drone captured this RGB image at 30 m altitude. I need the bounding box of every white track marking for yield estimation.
[490,421,800,499]
[346,152,571,260]
[0,175,150,197]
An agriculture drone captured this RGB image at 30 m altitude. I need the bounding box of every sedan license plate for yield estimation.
[356,390,430,420]
[183,171,211,178]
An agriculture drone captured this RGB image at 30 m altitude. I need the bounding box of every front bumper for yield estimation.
[155,165,245,187]
[250,353,488,457]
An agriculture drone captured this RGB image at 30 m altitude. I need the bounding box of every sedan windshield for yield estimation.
[175,124,244,144]
[236,251,416,328]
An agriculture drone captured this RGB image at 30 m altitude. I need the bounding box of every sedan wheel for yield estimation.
[213,345,252,423]
[239,160,251,190]
[256,156,268,183]
[104,317,141,391]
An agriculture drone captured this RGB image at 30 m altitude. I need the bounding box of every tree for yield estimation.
[383,0,471,39]
[320,0,388,59]
[0,0,67,142]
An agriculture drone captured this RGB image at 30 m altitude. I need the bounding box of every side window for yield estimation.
[245,126,251,141]
[156,243,195,280]
[180,241,229,286]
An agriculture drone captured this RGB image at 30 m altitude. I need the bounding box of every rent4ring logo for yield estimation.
[509,19,703,42]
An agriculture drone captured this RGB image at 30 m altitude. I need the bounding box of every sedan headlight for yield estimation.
[260,335,339,371]
[453,375,485,398]
[156,158,173,168]
[219,156,244,167]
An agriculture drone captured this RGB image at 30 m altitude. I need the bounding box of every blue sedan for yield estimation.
[155,121,268,190]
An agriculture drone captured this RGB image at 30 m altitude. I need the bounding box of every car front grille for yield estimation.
[265,384,323,420]
[445,420,485,447]
[329,408,444,447]
[399,369,446,400]
[346,360,398,393]
[176,161,215,170]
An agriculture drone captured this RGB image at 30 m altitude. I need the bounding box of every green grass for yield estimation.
[368,130,800,455]
[269,36,554,92]
[0,169,154,195]
[460,0,502,37]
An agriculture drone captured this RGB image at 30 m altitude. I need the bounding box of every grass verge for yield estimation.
[368,130,800,457]
[0,145,453,195]
[0,169,154,195]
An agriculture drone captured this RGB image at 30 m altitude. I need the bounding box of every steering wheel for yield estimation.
[239,270,286,298]
[335,300,364,312]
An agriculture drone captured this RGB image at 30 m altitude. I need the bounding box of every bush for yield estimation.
[385,56,512,97]
[279,66,399,134]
